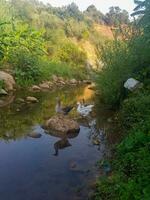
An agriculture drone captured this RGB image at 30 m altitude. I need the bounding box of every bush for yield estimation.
[96,40,137,106]
[121,91,150,129]
[9,48,41,86]
[54,41,87,66]
[94,117,150,200]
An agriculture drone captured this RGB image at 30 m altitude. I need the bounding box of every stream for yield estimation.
[0,85,113,200]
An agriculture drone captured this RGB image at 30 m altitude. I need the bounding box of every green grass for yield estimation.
[39,59,87,81]
[93,90,150,200]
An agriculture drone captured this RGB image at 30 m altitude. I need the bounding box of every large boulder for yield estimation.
[44,115,80,136]
[0,71,16,91]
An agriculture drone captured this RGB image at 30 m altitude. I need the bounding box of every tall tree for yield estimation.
[131,0,150,32]
[106,6,129,26]
[84,5,106,24]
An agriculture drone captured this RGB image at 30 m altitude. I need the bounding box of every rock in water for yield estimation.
[0,71,16,91]
[28,132,42,138]
[44,115,80,135]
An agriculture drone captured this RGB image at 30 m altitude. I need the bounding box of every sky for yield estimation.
[42,0,136,14]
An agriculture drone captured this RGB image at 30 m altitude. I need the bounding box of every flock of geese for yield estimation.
[55,98,94,117]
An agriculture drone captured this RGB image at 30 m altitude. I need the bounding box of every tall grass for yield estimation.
[39,58,87,81]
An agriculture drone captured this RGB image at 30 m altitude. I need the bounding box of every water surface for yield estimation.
[0,85,109,200]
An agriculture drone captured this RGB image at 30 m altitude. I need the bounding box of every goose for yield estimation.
[77,101,94,117]
[55,98,74,115]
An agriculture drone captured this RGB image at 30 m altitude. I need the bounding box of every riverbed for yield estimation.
[0,85,113,200]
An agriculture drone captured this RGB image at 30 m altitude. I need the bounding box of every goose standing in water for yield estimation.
[77,101,94,117]
[55,98,74,115]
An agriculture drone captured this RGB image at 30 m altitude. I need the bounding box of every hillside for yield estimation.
[0,0,129,86]
[94,24,114,39]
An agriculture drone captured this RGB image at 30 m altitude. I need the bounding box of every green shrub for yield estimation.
[9,48,41,86]
[54,41,87,66]
[121,91,150,129]
[96,40,137,106]
[94,118,150,200]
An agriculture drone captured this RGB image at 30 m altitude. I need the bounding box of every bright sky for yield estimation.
[42,0,136,14]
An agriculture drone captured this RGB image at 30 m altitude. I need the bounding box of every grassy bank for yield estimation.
[93,1,150,199]
[93,90,150,200]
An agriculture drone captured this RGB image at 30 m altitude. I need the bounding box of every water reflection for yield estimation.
[54,138,72,156]
[0,85,113,200]
[0,85,94,141]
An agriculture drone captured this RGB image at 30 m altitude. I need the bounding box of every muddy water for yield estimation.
[0,85,112,200]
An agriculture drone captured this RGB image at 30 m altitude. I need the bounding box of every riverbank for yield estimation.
[92,89,150,200]
[0,69,93,107]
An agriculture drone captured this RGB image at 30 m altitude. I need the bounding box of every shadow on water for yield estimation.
[0,85,114,200]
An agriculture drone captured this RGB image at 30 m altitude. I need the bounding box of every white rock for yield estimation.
[124,78,141,91]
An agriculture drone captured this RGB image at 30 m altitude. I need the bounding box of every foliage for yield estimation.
[84,5,106,24]
[0,0,94,85]
[39,59,86,81]
[54,41,87,66]
[94,122,150,200]
[105,7,129,26]
[65,18,89,40]
[96,40,137,106]
[54,3,84,21]
[132,0,150,34]
[94,88,150,200]
[94,1,150,199]
[10,48,41,86]
[121,91,150,129]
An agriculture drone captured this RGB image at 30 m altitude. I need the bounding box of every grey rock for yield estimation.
[28,132,42,138]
